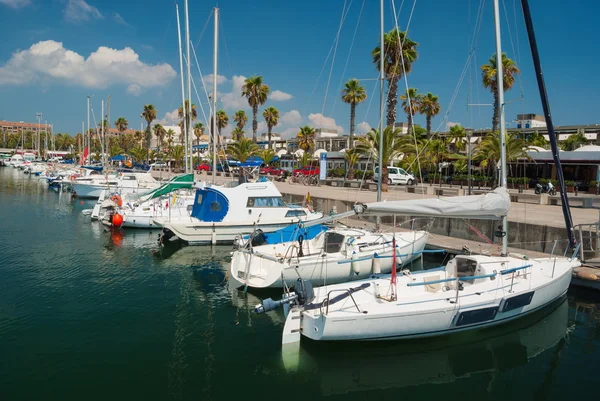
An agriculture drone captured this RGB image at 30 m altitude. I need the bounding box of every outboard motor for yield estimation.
[254,278,314,314]
[250,229,267,247]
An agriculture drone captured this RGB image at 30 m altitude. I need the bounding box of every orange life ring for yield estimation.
[70,175,77,180]
[110,194,123,207]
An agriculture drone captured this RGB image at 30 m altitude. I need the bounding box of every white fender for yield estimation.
[372,253,381,274]
[351,251,360,275]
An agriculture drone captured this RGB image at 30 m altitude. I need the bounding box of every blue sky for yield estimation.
[0,0,598,138]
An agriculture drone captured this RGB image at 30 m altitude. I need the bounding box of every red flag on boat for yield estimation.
[81,147,89,165]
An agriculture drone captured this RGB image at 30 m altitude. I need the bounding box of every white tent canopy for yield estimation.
[313,149,327,158]
[294,149,305,157]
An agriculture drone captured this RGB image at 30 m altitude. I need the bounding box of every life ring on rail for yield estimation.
[70,175,77,180]
[110,194,123,207]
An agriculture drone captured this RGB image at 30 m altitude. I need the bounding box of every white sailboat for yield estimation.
[253,0,581,345]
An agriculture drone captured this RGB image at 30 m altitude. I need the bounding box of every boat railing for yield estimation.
[322,288,363,315]
[574,222,600,262]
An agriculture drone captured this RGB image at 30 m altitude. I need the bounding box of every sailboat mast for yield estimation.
[377,0,384,202]
[86,96,90,165]
[493,0,509,256]
[212,8,219,184]
[101,100,105,168]
[520,0,575,248]
[185,0,193,174]
[176,4,188,175]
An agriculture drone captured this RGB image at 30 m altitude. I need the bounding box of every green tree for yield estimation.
[193,123,204,146]
[449,124,467,153]
[241,76,270,142]
[526,130,548,148]
[262,106,280,149]
[257,148,276,166]
[341,79,367,147]
[344,149,360,180]
[356,126,413,192]
[481,53,520,132]
[169,145,185,170]
[233,110,248,131]
[227,137,259,162]
[299,152,314,168]
[130,146,147,163]
[134,130,144,147]
[231,127,245,141]
[122,133,136,153]
[474,131,531,185]
[216,110,229,138]
[400,88,421,137]
[141,105,157,162]
[560,132,588,151]
[114,117,128,147]
[372,28,419,127]
[419,92,440,138]
[178,100,197,143]
[153,124,166,152]
[296,126,316,153]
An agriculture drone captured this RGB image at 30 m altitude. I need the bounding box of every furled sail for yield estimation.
[355,188,510,220]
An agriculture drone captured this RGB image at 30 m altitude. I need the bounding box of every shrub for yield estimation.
[328,167,345,178]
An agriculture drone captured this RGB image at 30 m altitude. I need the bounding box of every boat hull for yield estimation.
[231,231,429,289]
[298,257,576,342]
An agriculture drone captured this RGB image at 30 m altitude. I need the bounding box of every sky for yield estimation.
[0,0,599,139]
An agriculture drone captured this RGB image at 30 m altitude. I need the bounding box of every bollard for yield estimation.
[575,185,578,196]
[518,184,523,194]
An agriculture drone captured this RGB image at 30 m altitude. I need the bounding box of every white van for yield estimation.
[373,166,416,185]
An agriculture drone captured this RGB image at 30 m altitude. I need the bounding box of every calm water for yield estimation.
[1,167,599,401]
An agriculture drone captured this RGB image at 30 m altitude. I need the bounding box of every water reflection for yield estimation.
[284,298,570,396]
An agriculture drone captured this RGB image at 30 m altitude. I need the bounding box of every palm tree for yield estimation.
[262,106,280,149]
[233,110,248,131]
[153,124,166,152]
[231,127,245,141]
[481,53,520,132]
[474,130,531,186]
[193,123,204,146]
[241,76,270,142]
[344,149,360,180]
[216,110,229,140]
[227,137,259,163]
[114,117,128,147]
[130,146,147,163]
[122,133,136,153]
[419,93,440,138]
[296,126,316,153]
[141,104,157,162]
[341,79,367,148]
[178,100,197,143]
[449,124,467,153]
[134,130,144,147]
[257,148,276,166]
[356,126,413,192]
[372,28,419,127]
[169,145,185,170]
[166,129,175,150]
[299,152,314,168]
[400,88,421,137]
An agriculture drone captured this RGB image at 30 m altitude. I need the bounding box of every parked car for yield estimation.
[150,161,167,168]
[293,166,320,176]
[373,166,415,185]
[195,163,210,171]
[260,166,285,176]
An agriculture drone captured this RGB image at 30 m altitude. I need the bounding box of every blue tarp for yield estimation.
[243,224,328,244]
[110,155,127,161]
[193,144,209,150]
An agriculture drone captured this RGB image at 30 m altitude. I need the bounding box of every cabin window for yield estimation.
[456,258,478,283]
[324,232,345,254]
[285,210,306,218]
[247,197,285,207]
[210,201,222,212]
[196,193,203,205]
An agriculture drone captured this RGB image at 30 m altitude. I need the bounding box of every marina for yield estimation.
[2,0,600,399]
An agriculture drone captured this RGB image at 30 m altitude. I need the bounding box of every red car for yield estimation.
[293,166,320,176]
[195,163,210,171]
[260,166,285,176]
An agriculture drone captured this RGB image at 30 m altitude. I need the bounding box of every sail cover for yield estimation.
[357,188,510,220]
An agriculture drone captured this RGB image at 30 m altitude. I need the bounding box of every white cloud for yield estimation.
[271,90,293,101]
[280,110,302,125]
[357,121,371,134]
[256,121,267,133]
[308,113,343,133]
[280,127,300,139]
[220,75,248,110]
[0,40,177,89]
[64,0,102,24]
[0,0,30,9]
[156,109,180,126]
[127,84,141,96]
[113,12,129,26]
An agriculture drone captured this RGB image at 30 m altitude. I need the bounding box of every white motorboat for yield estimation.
[155,180,323,245]
[70,170,159,198]
[230,226,429,289]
